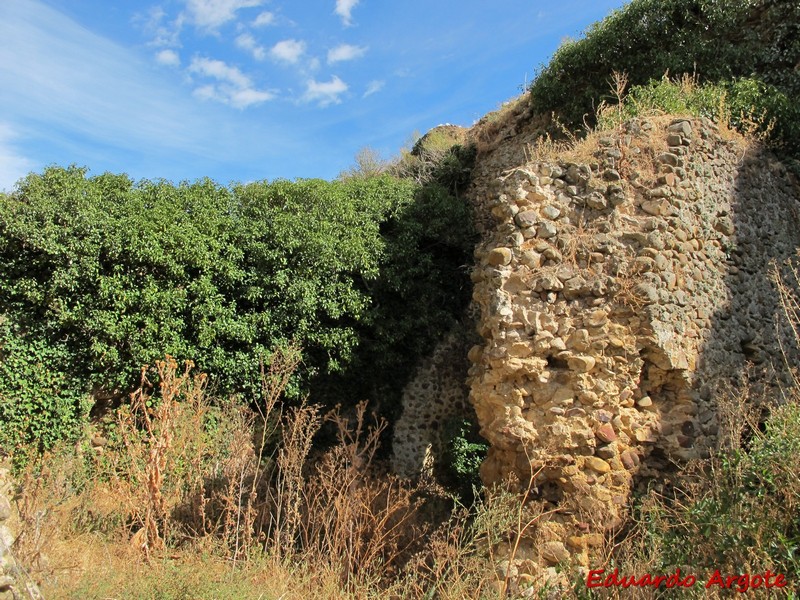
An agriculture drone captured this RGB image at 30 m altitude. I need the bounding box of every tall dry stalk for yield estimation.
[282,401,430,588]
[121,357,208,558]
[271,401,321,558]
[11,345,529,597]
[774,257,800,389]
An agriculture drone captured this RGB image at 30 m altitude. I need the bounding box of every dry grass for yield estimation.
[774,255,800,390]
[469,94,539,156]
[6,349,537,599]
[522,131,575,165]
[560,214,606,272]
[611,255,651,312]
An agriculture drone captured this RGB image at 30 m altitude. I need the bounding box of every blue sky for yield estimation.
[0,0,628,191]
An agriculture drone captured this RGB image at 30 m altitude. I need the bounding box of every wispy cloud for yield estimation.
[155,49,181,67]
[137,6,183,47]
[252,11,274,27]
[334,0,360,26]
[304,76,348,106]
[0,123,34,192]
[189,57,274,107]
[363,79,384,97]
[0,0,213,151]
[235,32,265,60]
[228,87,275,107]
[327,43,366,64]
[269,39,306,64]
[184,0,262,30]
[0,0,314,187]
[190,57,250,87]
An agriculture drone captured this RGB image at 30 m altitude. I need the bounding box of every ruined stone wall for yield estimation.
[0,460,43,600]
[391,325,476,478]
[466,115,800,572]
[390,99,543,480]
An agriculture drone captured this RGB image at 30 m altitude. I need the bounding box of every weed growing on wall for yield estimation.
[440,417,489,500]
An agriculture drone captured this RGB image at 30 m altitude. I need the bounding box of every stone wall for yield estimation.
[391,324,476,478]
[466,115,800,574]
[0,461,43,600]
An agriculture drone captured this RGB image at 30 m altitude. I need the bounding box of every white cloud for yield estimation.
[155,49,181,67]
[0,0,308,186]
[269,39,306,64]
[189,56,274,108]
[229,87,275,107]
[327,43,367,64]
[252,11,274,27]
[335,0,360,26]
[137,6,183,47]
[363,79,384,97]
[0,123,35,192]
[304,76,348,107]
[192,84,271,108]
[0,0,216,154]
[189,57,250,87]
[235,32,265,60]
[184,0,262,30]
[193,84,220,102]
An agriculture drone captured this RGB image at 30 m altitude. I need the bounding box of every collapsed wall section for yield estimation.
[467,116,800,571]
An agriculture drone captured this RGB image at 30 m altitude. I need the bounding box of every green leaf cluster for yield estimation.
[529,0,800,157]
[0,162,475,450]
[0,315,91,461]
[600,76,794,141]
[438,417,489,501]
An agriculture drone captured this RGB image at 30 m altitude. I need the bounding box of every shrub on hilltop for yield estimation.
[530,0,800,157]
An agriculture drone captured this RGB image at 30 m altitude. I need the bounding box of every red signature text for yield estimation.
[586,568,787,592]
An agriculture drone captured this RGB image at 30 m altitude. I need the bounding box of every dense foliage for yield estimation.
[598,75,795,144]
[619,401,800,585]
[0,164,475,451]
[0,315,91,458]
[530,0,800,157]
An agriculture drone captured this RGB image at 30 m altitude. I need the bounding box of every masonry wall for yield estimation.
[0,459,43,599]
[466,116,800,573]
[391,327,475,478]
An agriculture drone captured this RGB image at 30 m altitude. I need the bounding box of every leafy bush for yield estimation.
[0,315,91,460]
[614,400,800,588]
[529,0,800,156]
[0,167,379,393]
[598,74,795,143]
[320,143,477,422]
[439,417,489,500]
[599,74,719,125]
[0,163,475,450]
